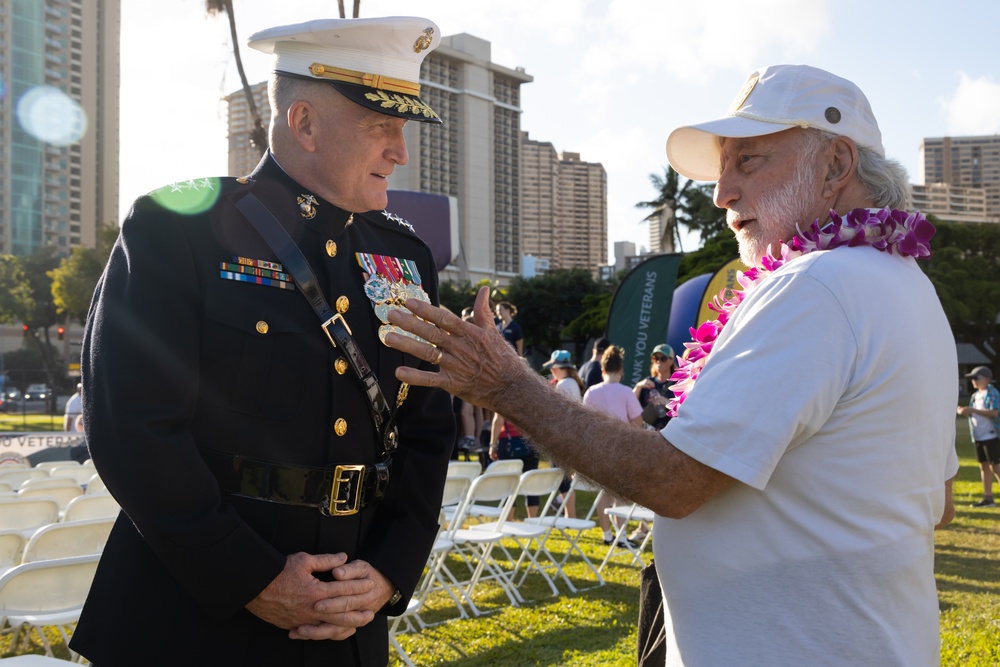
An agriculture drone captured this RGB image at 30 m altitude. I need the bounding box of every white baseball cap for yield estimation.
[248,17,442,123]
[666,64,884,181]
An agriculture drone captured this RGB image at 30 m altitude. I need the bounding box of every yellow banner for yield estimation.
[696,257,750,328]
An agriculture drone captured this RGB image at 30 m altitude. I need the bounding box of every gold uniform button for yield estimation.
[336,296,349,313]
[334,418,348,436]
[255,321,269,334]
[334,358,348,375]
[325,240,337,257]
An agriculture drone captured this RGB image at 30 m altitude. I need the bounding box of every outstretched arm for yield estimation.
[384,287,736,518]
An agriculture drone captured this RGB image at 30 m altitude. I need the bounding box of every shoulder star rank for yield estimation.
[356,252,430,345]
[381,210,415,232]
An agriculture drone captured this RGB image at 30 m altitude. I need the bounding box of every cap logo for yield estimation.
[413,27,434,53]
[824,107,842,124]
[728,73,759,114]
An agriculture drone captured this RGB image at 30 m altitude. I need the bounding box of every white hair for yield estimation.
[804,129,911,210]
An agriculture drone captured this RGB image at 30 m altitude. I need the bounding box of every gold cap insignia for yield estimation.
[414,27,434,53]
[728,73,759,114]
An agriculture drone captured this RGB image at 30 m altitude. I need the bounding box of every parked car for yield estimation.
[23,384,52,402]
[0,388,23,412]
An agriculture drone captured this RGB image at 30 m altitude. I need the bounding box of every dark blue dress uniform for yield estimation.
[71,153,455,666]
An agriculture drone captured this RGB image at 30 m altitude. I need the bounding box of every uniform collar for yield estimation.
[249,151,356,236]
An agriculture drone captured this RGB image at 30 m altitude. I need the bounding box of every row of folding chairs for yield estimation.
[0,494,119,537]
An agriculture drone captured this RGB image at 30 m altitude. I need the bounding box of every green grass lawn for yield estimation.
[1,419,996,665]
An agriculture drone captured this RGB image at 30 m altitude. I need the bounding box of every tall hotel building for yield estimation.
[918,135,1000,223]
[521,134,607,273]
[0,0,119,255]
[228,34,532,283]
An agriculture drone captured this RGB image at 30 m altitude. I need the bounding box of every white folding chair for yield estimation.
[22,518,115,563]
[440,472,522,616]
[84,473,106,494]
[446,461,481,480]
[457,459,525,525]
[33,461,80,472]
[411,476,473,627]
[18,477,81,492]
[0,498,61,538]
[44,465,97,486]
[0,531,26,570]
[17,487,84,514]
[0,469,49,489]
[0,655,82,666]
[0,554,101,660]
[61,492,119,522]
[598,502,656,572]
[484,459,524,474]
[471,468,566,599]
[387,598,423,667]
[523,474,607,592]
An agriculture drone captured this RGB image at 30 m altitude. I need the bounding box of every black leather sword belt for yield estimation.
[201,449,391,516]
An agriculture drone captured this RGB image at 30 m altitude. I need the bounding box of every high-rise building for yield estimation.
[0,0,120,255]
[389,33,532,284]
[520,136,608,274]
[919,135,1000,223]
[911,183,989,224]
[225,82,269,178]
[226,33,537,284]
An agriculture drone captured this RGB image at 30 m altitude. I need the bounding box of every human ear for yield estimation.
[822,136,858,198]
[287,100,319,153]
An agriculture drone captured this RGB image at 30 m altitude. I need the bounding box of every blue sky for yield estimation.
[121,0,1000,260]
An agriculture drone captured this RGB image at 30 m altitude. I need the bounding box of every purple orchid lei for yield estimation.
[665,208,935,417]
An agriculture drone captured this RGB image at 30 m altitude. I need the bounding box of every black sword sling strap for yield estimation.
[234,193,401,460]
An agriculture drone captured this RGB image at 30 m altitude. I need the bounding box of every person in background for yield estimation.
[384,64,957,665]
[633,344,677,433]
[489,413,539,518]
[73,17,455,667]
[543,350,585,518]
[579,337,611,390]
[495,301,523,356]
[63,383,82,432]
[958,366,1000,507]
[582,346,643,547]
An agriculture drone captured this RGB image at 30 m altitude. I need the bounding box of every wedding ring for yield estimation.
[431,349,444,365]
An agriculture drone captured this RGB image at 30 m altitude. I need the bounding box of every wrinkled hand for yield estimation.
[246,552,374,640]
[385,286,526,412]
[290,559,397,640]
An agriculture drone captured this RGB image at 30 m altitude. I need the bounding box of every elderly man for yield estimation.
[72,17,454,667]
[384,65,957,666]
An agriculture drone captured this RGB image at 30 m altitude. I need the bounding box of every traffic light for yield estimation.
[57,326,65,341]
[22,324,28,338]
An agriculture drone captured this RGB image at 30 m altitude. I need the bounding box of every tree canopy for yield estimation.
[921,219,1000,371]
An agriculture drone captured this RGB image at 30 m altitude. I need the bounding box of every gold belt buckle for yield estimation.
[321,313,352,349]
[329,464,366,516]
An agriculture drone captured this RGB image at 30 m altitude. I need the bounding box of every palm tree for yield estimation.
[205,0,267,155]
[635,166,693,253]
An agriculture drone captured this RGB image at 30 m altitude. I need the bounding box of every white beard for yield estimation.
[728,164,820,268]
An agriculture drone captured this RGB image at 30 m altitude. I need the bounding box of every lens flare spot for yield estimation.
[150,178,222,215]
[16,86,87,146]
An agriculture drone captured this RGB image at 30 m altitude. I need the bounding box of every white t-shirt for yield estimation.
[555,377,582,401]
[658,247,958,667]
[64,392,82,417]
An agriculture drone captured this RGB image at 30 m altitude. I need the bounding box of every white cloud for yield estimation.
[940,72,1000,135]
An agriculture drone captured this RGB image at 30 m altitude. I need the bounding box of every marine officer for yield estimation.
[72,16,455,666]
